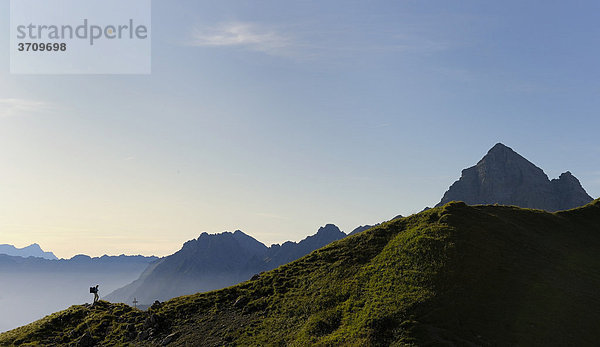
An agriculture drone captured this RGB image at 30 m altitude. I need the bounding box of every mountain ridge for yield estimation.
[4,199,599,345]
[105,225,347,304]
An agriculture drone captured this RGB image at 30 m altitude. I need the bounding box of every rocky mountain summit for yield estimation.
[436,143,593,211]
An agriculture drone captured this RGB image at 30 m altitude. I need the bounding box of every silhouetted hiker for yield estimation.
[90,285,99,304]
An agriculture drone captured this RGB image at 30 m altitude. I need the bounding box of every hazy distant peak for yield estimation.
[0,243,58,260]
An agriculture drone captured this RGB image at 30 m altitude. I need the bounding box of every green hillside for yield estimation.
[2,200,600,346]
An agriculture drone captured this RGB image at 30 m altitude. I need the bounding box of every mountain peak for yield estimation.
[437,144,593,211]
[25,243,43,251]
[488,142,511,153]
[482,143,529,164]
[0,243,57,260]
[317,224,343,235]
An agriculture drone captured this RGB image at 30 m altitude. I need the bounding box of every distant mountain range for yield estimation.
[0,253,159,272]
[0,243,57,260]
[106,224,346,304]
[436,143,593,211]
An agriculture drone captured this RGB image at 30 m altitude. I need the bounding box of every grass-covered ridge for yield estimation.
[2,199,600,346]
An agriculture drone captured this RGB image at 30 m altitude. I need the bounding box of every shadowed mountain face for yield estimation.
[436,143,593,211]
[0,243,57,260]
[5,199,600,346]
[105,225,346,304]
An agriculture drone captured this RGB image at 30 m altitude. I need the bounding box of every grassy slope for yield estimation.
[1,200,599,346]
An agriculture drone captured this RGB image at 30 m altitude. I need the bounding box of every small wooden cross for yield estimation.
[133,297,138,308]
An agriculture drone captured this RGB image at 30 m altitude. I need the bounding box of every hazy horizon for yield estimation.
[2,1,599,259]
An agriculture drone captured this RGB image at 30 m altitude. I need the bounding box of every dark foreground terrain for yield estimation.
[1,199,599,346]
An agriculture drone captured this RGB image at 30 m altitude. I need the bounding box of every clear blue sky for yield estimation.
[1,1,599,258]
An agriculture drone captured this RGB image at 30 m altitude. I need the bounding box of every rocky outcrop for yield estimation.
[550,171,594,211]
[436,143,593,211]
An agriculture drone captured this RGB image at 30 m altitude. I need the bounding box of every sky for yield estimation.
[1,1,599,259]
